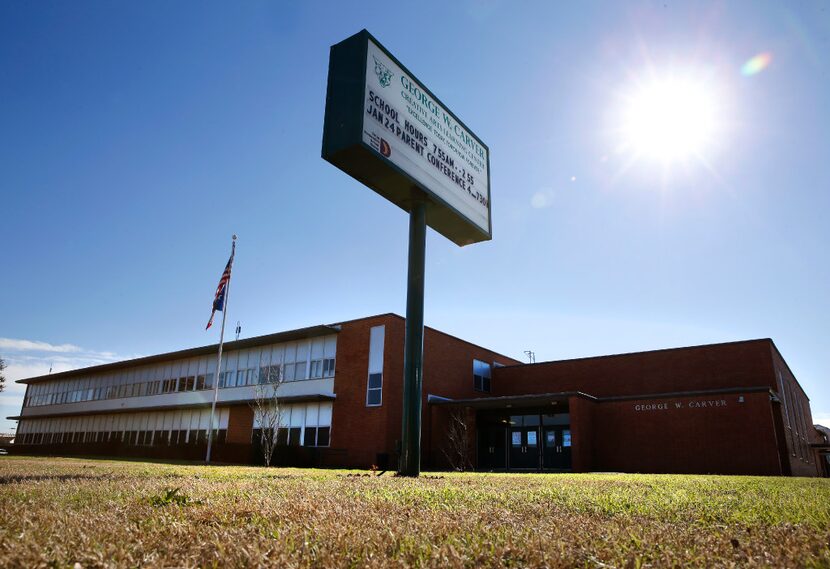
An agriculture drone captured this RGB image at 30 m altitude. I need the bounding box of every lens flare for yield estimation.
[741,52,772,76]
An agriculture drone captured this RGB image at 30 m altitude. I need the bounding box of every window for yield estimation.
[366,326,385,406]
[366,373,382,406]
[195,375,206,390]
[309,359,323,379]
[259,365,280,384]
[473,359,492,392]
[303,404,332,447]
[295,361,307,381]
[284,363,296,382]
[303,427,331,447]
[323,358,336,377]
[178,376,195,392]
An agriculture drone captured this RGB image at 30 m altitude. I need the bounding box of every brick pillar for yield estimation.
[569,396,594,473]
[226,406,254,444]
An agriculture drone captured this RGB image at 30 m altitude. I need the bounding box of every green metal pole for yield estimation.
[399,196,426,477]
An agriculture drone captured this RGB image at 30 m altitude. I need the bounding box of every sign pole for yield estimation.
[399,191,426,477]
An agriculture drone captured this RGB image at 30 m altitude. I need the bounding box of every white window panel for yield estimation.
[166,362,178,384]
[241,349,253,370]
[278,406,291,428]
[260,347,271,368]
[311,339,324,360]
[283,363,295,381]
[270,344,285,367]
[320,402,333,426]
[368,326,385,374]
[323,336,337,358]
[306,403,319,427]
[248,348,261,370]
[229,350,241,374]
[289,405,305,427]
[284,343,296,364]
[296,341,309,364]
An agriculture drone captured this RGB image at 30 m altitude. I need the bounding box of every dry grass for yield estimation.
[1,456,829,568]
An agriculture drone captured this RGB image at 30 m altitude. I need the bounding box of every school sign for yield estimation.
[322,30,491,246]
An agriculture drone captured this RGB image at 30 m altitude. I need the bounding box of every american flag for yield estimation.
[205,250,234,330]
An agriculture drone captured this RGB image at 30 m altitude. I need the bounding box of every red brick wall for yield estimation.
[226,406,253,444]
[329,314,519,469]
[590,392,782,475]
[479,340,818,476]
[329,314,397,468]
[569,396,595,472]
[420,325,520,468]
[493,340,776,398]
[770,345,821,477]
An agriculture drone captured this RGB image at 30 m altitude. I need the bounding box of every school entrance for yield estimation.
[477,409,571,471]
[428,393,577,472]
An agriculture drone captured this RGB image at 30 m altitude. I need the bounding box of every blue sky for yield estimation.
[2,1,829,433]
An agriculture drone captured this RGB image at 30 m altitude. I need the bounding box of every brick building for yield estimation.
[8,313,828,476]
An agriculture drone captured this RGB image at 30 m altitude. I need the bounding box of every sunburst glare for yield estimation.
[619,75,720,164]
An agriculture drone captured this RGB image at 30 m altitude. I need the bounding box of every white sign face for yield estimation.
[362,39,490,235]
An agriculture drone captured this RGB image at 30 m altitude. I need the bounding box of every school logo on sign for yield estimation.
[373,56,393,87]
[380,138,391,157]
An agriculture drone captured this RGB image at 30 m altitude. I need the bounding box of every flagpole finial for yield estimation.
[232,234,237,241]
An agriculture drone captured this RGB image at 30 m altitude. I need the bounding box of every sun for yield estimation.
[620,76,719,163]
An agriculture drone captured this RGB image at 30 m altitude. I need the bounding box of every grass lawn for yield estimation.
[1,456,829,567]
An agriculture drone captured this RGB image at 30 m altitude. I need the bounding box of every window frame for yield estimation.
[366,372,383,407]
[473,359,492,393]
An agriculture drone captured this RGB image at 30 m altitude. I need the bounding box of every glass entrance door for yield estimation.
[509,426,539,470]
[542,427,572,470]
[475,410,570,472]
[507,414,541,470]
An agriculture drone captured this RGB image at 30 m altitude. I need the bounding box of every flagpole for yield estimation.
[206,234,236,464]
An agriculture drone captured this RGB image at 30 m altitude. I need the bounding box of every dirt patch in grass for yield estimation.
[0,456,828,567]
